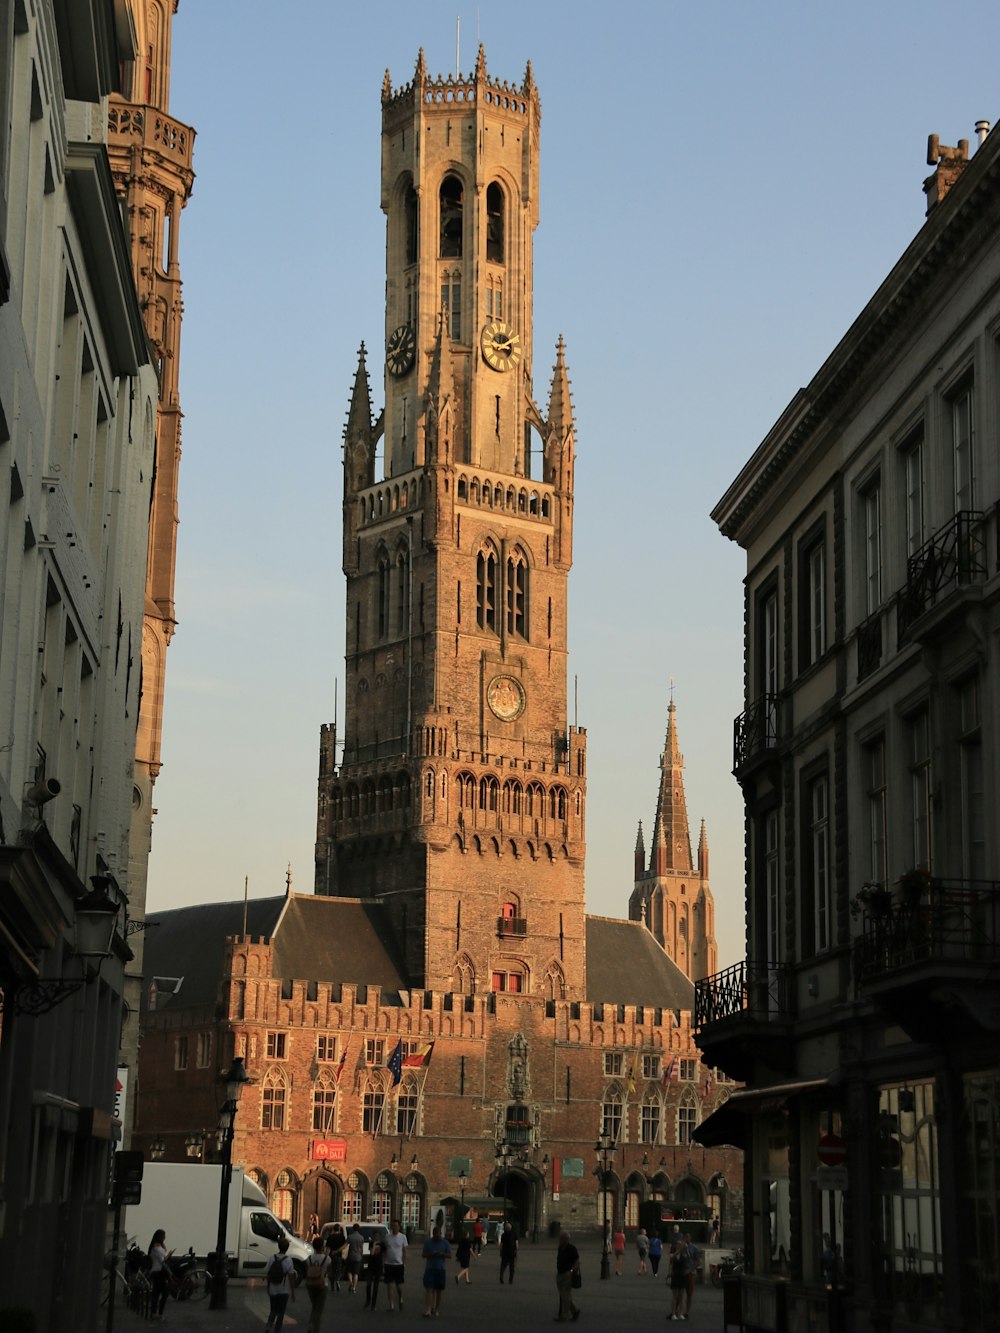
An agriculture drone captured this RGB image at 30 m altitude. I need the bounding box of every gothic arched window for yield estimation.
[439,175,463,257]
[477,545,499,632]
[312,1071,337,1134]
[486,182,505,264]
[405,181,418,266]
[506,548,527,639]
[262,1067,288,1131]
[377,552,390,638]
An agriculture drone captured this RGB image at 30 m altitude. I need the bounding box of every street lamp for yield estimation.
[185,1132,204,1160]
[459,1169,467,1206]
[149,1135,166,1160]
[595,1133,616,1280]
[209,1057,251,1310]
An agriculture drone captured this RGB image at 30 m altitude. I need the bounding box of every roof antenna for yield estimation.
[455,15,459,77]
[242,874,248,937]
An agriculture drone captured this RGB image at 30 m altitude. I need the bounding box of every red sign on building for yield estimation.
[817,1133,846,1167]
[311,1138,348,1162]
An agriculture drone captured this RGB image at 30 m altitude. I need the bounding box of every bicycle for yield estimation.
[99,1260,131,1309]
[175,1267,210,1301]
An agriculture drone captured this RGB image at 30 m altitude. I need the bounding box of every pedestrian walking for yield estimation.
[612,1227,626,1276]
[683,1232,701,1316]
[472,1218,484,1255]
[264,1238,296,1333]
[363,1226,386,1309]
[345,1223,364,1293]
[555,1230,581,1323]
[383,1219,408,1311]
[668,1238,690,1321]
[421,1224,451,1317]
[455,1231,473,1285]
[324,1222,346,1291]
[648,1232,663,1277]
[499,1224,518,1284]
[636,1227,649,1274]
[303,1235,331,1333]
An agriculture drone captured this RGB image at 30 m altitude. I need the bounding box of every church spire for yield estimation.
[649,697,693,874]
[634,819,645,880]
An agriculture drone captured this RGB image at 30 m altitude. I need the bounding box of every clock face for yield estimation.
[386,323,416,377]
[480,320,522,373]
[487,674,526,722]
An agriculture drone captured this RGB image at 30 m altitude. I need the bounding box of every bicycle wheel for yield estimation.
[182,1269,210,1301]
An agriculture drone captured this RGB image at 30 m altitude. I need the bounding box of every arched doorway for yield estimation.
[301,1171,340,1228]
[493,1168,533,1237]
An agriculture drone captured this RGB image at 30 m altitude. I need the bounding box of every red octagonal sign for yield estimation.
[818,1132,846,1166]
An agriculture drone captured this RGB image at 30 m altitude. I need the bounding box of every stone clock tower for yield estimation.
[315,48,586,998]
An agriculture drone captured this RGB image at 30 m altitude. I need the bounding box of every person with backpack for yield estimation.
[304,1234,331,1333]
[264,1238,296,1332]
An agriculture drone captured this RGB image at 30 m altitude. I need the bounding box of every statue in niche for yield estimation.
[507,1032,529,1100]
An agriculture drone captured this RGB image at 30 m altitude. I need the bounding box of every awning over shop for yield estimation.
[692,1076,838,1149]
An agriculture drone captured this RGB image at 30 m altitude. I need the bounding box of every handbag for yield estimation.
[339,1242,350,1261]
[571,1269,582,1289]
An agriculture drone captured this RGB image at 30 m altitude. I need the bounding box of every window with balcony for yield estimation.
[807,774,831,954]
[908,709,932,871]
[952,381,975,512]
[863,480,883,616]
[903,431,925,558]
[865,736,888,891]
[798,530,826,670]
[957,676,984,880]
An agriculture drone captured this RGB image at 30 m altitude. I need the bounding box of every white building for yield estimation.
[0,2,157,1327]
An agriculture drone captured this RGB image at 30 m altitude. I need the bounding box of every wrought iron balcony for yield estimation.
[694,959,797,1080]
[733,694,778,774]
[855,878,1000,1037]
[856,610,882,682]
[497,916,528,938]
[896,510,986,642]
[695,958,796,1027]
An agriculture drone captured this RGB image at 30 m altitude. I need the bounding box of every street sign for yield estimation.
[817,1132,846,1166]
[816,1166,849,1191]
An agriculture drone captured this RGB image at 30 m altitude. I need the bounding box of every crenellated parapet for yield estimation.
[381,45,541,124]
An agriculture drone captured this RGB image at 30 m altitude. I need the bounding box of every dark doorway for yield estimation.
[302,1172,339,1227]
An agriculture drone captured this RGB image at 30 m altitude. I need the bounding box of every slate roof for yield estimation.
[584,915,695,1011]
[143,896,285,1013]
[270,895,409,994]
[143,893,409,1013]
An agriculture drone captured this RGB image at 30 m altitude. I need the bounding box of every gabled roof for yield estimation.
[271,895,409,994]
[142,896,285,1012]
[142,893,409,1013]
[585,915,694,1011]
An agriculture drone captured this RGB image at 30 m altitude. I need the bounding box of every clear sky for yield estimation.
[147,0,1000,970]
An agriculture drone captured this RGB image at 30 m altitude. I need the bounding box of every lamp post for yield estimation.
[595,1133,616,1280]
[459,1169,467,1206]
[209,1057,251,1309]
[185,1132,205,1160]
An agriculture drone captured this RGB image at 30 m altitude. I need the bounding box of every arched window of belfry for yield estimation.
[404,180,418,266]
[486,182,505,265]
[439,175,463,258]
[477,543,499,633]
[506,547,528,639]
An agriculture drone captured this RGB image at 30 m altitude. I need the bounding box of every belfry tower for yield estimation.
[629,698,716,982]
[315,49,586,997]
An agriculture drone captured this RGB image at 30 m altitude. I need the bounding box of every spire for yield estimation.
[424,311,455,462]
[381,68,392,102]
[475,43,487,81]
[523,60,535,95]
[345,343,373,441]
[415,48,427,83]
[649,695,694,874]
[634,819,645,880]
[546,335,573,441]
[698,817,709,879]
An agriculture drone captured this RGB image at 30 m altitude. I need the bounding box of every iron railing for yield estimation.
[733,694,778,773]
[694,959,796,1029]
[855,878,1000,985]
[497,917,528,938]
[897,510,986,642]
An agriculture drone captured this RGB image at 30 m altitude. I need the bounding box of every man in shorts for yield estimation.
[383,1218,408,1311]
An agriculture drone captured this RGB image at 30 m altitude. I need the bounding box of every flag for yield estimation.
[661,1056,678,1089]
[626,1054,637,1095]
[402,1041,435,1069]
[334,1036,351,1084]
[387,1039,403,1087]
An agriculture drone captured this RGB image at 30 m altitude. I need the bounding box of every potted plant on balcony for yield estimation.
[850,882,892,919]
[899,867,931,908]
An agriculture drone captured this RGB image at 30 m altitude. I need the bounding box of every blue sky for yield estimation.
[148,0,1000,970]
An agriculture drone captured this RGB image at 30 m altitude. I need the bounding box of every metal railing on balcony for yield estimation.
[497,917,528,938]
[896,510,986,642]
[694,958,796,1029]
[855,878,1000,985]
[856,609,882,682]
[733,694,778,772]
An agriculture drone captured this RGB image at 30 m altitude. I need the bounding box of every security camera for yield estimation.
[25,777,61,806]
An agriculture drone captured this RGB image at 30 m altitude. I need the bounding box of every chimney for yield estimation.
[975,120,991,146]
[923,133,969,215]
